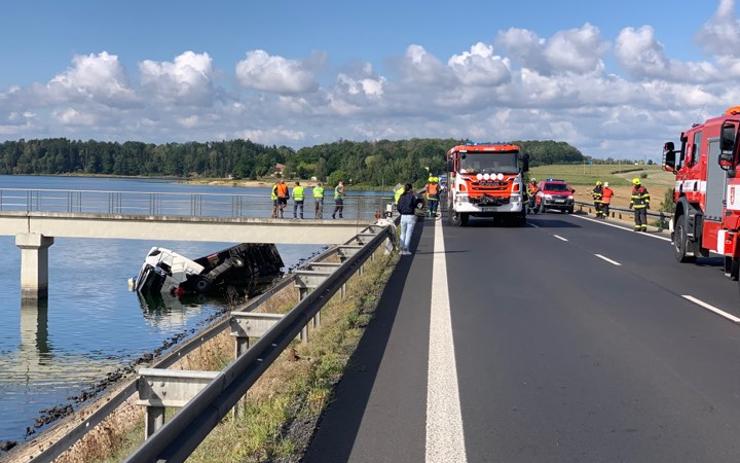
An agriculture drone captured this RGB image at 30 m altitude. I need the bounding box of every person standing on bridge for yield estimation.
[292,181,305,219]
[592,181,605,218]
[332,180,345,219]
[425,176,440,218]
[312,182,325,219]
[602,182,614,218]
[397,183,420,255]
[276,179,289,218]
[629,177,650,232]
[271,182,280,218]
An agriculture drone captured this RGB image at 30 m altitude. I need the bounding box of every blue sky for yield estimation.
[1,0,739,159]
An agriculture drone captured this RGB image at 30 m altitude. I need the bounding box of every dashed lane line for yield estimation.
[682,295,740,323]
[426,218,468,463]
[571,214,672,242]
[553,234,569,242]
[594,253,622,266]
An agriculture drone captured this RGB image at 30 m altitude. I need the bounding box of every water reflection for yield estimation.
[21,299,50,356]
[136,292,208,329]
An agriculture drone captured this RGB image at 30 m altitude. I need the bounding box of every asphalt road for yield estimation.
[304,212,740,462]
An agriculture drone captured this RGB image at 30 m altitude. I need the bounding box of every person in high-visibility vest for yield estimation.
[629,177,650,231]
[292,181,305,219]
[332,181,345,219]
[601,182,614,218]
[271,182,279,218]
[394,184,404,204]
[425,176,440,217]
[312,182,325,219]
[275,179,289,218]
[592,180,605,218]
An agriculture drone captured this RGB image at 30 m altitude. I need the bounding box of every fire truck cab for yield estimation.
[663,106,740,283]
[446,143,529,226]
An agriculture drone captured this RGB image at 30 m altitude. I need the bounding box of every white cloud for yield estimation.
[237,128,306,144]
[54,108,97,126]
[448,42,511,86]
[45,51,135,104]
[497,24,607,74]
[616,26,718,82]
[139,51,216,105]
[235,50,318,94]
[697,0,740,56]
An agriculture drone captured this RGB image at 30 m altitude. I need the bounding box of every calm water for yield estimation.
[0,175,375,443]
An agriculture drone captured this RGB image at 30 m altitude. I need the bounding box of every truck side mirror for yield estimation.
[446,159,454,173]
[720,121,738,171]
[662,142,676,172]
[520,153,530,172]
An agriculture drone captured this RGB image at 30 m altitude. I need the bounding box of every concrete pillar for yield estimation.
[145,406,165,438]
[16,233,54,302]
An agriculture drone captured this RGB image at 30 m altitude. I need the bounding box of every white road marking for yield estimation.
[594,254,622,266]
[553,234,569,242]
[682,295,740,323]
[426,218,468,463]
[571,214,672,242]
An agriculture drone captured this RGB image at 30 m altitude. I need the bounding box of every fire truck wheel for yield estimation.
[195,278,211,293]
[460,213,469,226]
[673,218,696,263]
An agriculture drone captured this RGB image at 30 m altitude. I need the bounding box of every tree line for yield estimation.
[0,138,585,186]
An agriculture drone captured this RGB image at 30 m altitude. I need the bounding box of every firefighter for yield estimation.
[292,181,305,219]
[601,182,614,218]
[332,180,345,219]
[592,180,605,218]
[275,179,289,218]
[527,179,539,213]
[312,182,325,219]
[629,177,650,232]
[425,176,440,217]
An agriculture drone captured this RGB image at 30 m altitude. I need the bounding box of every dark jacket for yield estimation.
[397,192,418,215]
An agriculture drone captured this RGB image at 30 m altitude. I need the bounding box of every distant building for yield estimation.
[273,163,286,177]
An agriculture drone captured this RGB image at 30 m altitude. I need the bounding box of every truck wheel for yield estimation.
[450,211,463,226]
[195,278,211,293]
[460,213,469,226]
[673,218,695,263]
[567,207,574,214]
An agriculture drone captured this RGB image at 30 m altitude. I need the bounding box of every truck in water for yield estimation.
[445,143,529,226]
[133,243,284,303]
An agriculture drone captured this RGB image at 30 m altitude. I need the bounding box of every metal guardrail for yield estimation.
[16,220,395,463]
[123,224,392,462]
[574,201,673,230]
[0,188,390,221]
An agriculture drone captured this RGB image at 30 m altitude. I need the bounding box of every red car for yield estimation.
[535,179,575,214]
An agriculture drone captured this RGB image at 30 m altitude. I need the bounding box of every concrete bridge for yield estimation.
[0,188,386,303]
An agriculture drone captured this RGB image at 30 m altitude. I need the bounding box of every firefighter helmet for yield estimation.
[632,177,641,185]
[595,180,602,186]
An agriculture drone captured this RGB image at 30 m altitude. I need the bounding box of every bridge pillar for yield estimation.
[16,233,54,302]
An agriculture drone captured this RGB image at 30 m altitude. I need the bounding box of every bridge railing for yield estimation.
[0,188,391,221]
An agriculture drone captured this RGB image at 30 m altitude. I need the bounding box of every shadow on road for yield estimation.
[527,217,582,228]
[302,218,426,462]
[695,257,724,268]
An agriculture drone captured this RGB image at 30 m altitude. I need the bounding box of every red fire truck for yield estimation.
[663,106,740,282]
[445,143,529,226]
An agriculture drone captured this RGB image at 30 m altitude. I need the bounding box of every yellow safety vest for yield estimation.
[394,188,404,204]
[271,184,278,200]
[313,186,324,199]
[293,186,305,201]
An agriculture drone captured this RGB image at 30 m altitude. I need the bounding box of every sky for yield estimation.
[1,0,740,160]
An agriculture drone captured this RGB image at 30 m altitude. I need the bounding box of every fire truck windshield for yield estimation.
[459,152,518,174]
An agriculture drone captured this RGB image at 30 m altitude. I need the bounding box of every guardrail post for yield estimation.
[137,369,220,439]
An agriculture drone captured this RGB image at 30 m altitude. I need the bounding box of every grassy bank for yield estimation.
[89,250,395,463]
[185,251,396,462]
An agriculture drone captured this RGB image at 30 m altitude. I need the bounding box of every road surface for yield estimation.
[304,212,740,462]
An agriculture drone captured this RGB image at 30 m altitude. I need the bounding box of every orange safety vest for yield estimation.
[602,187,614,204]
[528,184,539,195]
[276,183,289,198]
[426,183,439,196]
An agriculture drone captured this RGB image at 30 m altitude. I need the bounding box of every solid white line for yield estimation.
[594,253,622,266]
[553,234,568,242]
[426,218,468,463]
[682,295,740,323]
[571,214,672,242]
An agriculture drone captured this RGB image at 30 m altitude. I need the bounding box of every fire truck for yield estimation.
[445,143,529,226]
[663,106,740,282]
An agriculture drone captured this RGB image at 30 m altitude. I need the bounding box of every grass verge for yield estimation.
[180,251,396,462]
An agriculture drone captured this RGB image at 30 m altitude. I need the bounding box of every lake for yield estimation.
[0,175,376,444]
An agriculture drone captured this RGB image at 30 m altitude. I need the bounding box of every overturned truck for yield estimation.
[134,243,284,300]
